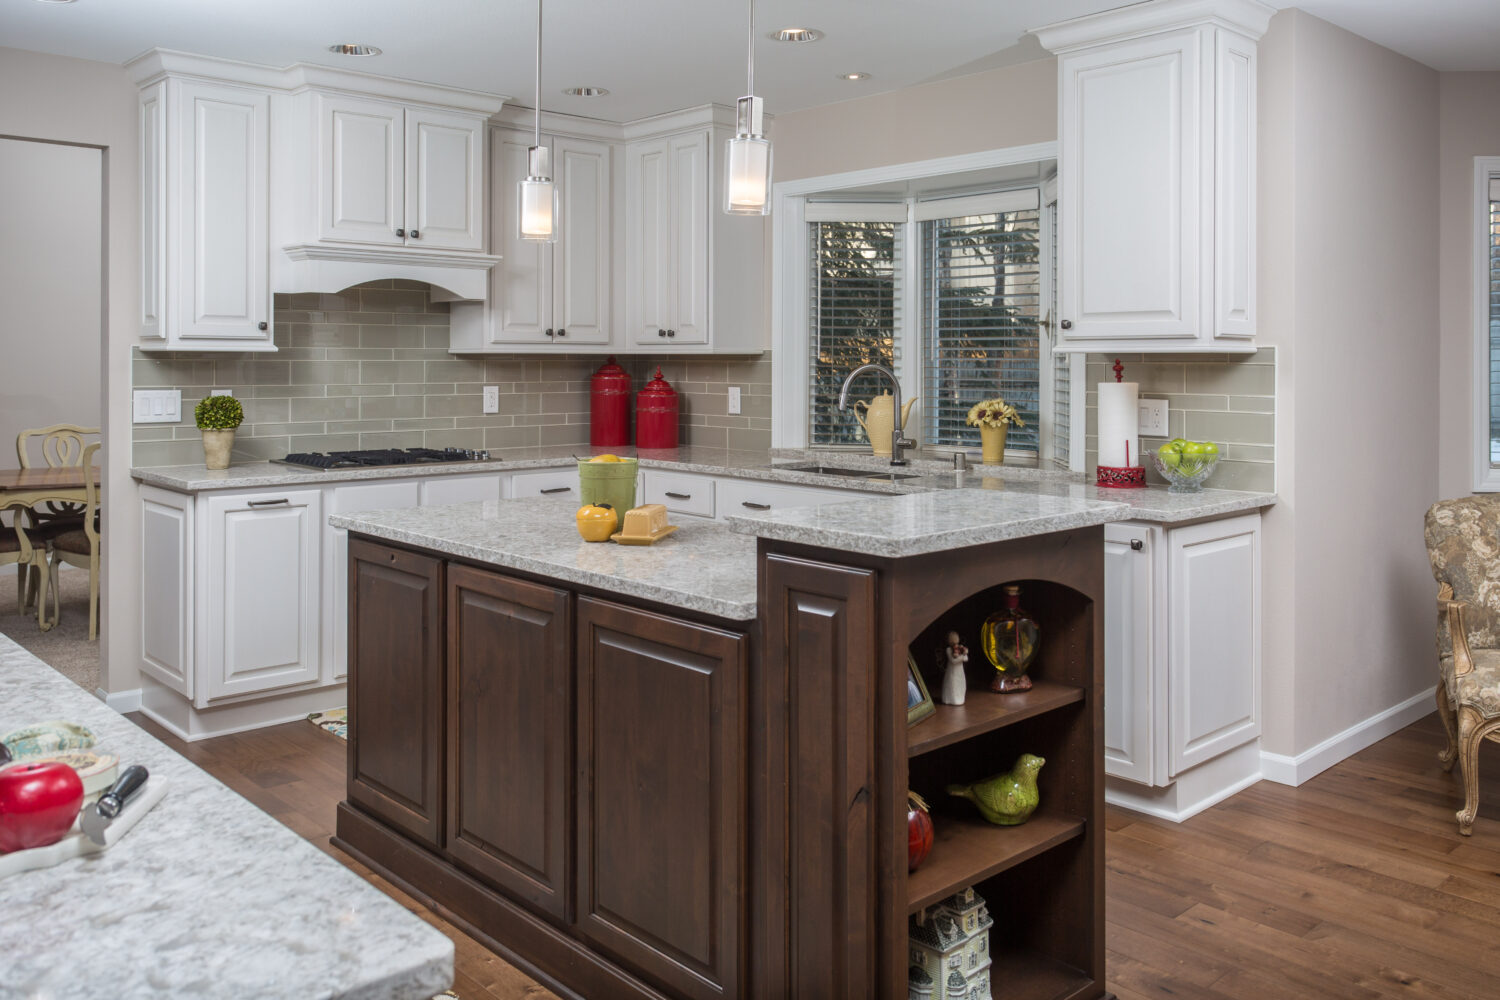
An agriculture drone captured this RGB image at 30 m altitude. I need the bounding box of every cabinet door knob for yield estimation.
[556,328,566,337]
[257,321,268,331]
[1060,319,1073,330]
[410,229,420,239]
[396,228,406,238]
[1130,539,1144,551]
[658,329,667,337]
[546,328,555,338]
[667,329,676,338]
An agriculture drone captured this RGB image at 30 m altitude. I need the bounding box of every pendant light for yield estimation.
[518,0,557,241]
[724,0,771,215]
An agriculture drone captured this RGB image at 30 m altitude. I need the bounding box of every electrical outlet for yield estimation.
[482,385,500,414]
[1138,398,1169,437]
[133,389,182,424]
[727,386,742,415]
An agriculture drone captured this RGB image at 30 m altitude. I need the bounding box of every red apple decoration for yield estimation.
[908,790,934,872]
[0,760,85,853]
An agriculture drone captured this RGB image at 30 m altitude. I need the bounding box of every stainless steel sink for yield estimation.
[776,464,923,482]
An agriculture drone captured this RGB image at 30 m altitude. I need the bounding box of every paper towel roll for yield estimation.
[1098,381,1139,468]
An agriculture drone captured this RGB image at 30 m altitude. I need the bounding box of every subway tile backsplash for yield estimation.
[1084,347,1276,492]
[131,281,772,467]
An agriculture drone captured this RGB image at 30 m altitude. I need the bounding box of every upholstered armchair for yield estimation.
[1424,496,1500,835]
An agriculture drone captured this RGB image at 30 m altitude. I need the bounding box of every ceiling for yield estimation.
[3,1,1500,124]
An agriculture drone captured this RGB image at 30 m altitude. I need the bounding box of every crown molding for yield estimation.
[1031,0,1276,53]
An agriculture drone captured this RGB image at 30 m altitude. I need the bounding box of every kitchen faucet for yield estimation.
[837,363,915,466]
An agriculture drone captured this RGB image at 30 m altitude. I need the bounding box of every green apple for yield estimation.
[1179,441,1208,474]
[1201,441,1220,459]
[1157,443,1182,470]
[1169,438,1189,450]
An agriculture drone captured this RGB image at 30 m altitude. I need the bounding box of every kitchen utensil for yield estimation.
[81,765,149,846]
[0,777,168,880]
[1,721,95,759]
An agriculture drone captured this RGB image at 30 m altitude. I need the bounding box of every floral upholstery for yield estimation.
[1441,651,1500,719]
[1426,497,1500,659]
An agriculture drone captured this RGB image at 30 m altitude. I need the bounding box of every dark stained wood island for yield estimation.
[332,490,1121,1000]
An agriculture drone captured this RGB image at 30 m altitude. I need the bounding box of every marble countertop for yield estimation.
[0,633,453,1000]
[726,488,1132,557]
[331,496,759,621]
[131,446,1274,525]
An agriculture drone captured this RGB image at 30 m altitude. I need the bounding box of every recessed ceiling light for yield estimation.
[33,0,79,4]
[838,72,872,82]
[770,27,823,43]
[327,43,382,57]
[563,87,610,97]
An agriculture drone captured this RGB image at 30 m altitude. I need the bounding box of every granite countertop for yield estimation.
[331,496,759,621]
[0,633,453,1000]
[131,446,1275,525]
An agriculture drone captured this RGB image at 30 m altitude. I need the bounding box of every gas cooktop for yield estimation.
[273,447,495,470]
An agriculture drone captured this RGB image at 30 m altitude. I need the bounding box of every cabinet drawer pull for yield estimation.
[741,501,771,510]
[247,498,289,508]
[540,486,572,495]
[1130,539,1144,551]
[665,491,691,500]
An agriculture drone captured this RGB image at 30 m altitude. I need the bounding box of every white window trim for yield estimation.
[771,142,1059,450]
[1474,156,1500,492]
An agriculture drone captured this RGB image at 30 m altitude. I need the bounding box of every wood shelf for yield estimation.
[983,950,1093,1000]
[907,680,1085,758]
[905,812,1085,913]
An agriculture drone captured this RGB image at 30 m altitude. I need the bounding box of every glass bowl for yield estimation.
[1149,450,1219,493]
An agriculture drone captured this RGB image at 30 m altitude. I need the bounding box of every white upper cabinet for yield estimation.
[136,75,273,351]
[316,94,485,252]
[1036,0,1272,353]
[627,131,709,346]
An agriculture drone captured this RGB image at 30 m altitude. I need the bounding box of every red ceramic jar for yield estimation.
[589,356,631,448]
[635,367,679,449]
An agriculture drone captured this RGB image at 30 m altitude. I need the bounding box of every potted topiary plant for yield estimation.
[195,395,244,470]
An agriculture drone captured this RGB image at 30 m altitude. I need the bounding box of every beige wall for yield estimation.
[0,47,140,696]
[1436,73,1500,498]
[773,58,1058,182]
[1258,11,1441,756]
[0,138,102,456]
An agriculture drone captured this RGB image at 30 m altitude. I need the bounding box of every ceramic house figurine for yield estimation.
[907,965,934,1000]
[907,886,994,1000]
[940,631,969,706]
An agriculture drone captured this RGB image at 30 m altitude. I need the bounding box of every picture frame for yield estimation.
[906,652,936,726]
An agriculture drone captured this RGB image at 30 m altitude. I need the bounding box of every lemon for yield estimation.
[590,454,623,463]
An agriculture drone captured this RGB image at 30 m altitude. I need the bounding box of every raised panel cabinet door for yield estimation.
[627,137,674,345]
[491,129,553,343]
[446,566,571,919]
[348,538,444,847]
[139,81,166,341]
[1103,523,1160,786]
[553,136,612,344]
[176,80,271,342]
[759,554,878,999]
[1168,513,1261,775]
[667,130,710,344]
[406,107,485,251]
[576,597,747,1000]
[324,480,422,683]
[317,94,405,246]
[1059,31,1202,343]
[139,487,193,698]
[1214,28,1257,341]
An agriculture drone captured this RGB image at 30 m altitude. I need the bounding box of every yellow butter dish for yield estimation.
[611,524,679,546]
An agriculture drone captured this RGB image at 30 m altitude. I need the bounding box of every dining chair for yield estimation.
[46,441,102,640]
[1,512,49,623]
[15,423,99,611]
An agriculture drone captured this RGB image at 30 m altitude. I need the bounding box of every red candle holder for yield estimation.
[1096,465,1146,488]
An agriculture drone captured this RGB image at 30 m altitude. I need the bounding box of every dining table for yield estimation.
[0,465,101,630]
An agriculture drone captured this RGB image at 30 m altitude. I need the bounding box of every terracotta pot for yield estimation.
[979,425,1007,465]
[201,429,235,470]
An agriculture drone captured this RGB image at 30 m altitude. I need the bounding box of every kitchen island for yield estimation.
[0,631,453,1000]
[332,488,1135,1000]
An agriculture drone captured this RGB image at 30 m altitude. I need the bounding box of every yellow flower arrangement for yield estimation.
[965,398,1025,429]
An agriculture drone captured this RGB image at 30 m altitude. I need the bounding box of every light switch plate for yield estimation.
[1139,398,1169,437]
[727,386,742,415]
[133,389,182,424]
[482,385,500,414]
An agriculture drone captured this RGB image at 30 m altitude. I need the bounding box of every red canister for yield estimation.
[635,367,679,449]
[589,356,631,448]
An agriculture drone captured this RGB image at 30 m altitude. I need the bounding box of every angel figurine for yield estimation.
[940,631,969,706]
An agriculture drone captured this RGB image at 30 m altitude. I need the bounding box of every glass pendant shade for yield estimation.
[725,135,772,215]
[518,145,556,242]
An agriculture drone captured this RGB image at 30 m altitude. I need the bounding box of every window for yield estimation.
[1474,158,1500,491]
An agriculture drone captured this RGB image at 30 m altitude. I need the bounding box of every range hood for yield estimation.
[275,244,500,301]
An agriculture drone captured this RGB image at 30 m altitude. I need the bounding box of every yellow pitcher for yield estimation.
[852,391,917,456]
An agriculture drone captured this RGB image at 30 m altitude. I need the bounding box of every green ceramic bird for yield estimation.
[947,753,1045,826]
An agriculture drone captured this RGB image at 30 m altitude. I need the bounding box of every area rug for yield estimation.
[0,566,98,694]
[307,707,347,740]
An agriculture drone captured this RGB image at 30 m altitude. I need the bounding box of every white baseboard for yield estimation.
[1107,741,1263,822]
[96,687,142,713]
[1260,688,1435,786]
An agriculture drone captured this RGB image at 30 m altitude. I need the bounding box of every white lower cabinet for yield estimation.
[715,478,859,518]
[1103,512,1261,816]
[203,489,323,702]
[323,481,423,683]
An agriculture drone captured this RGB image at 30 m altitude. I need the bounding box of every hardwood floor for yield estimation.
[131,709,1500,1000]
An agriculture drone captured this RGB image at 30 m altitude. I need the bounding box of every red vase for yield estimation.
[589,356,631,448]
[907,791,934,872]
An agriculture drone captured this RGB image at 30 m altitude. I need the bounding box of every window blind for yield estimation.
[920,208,1042,451]
[1048,199,1070,468]
[1489,185,1500,464]
[808,220,902,446]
